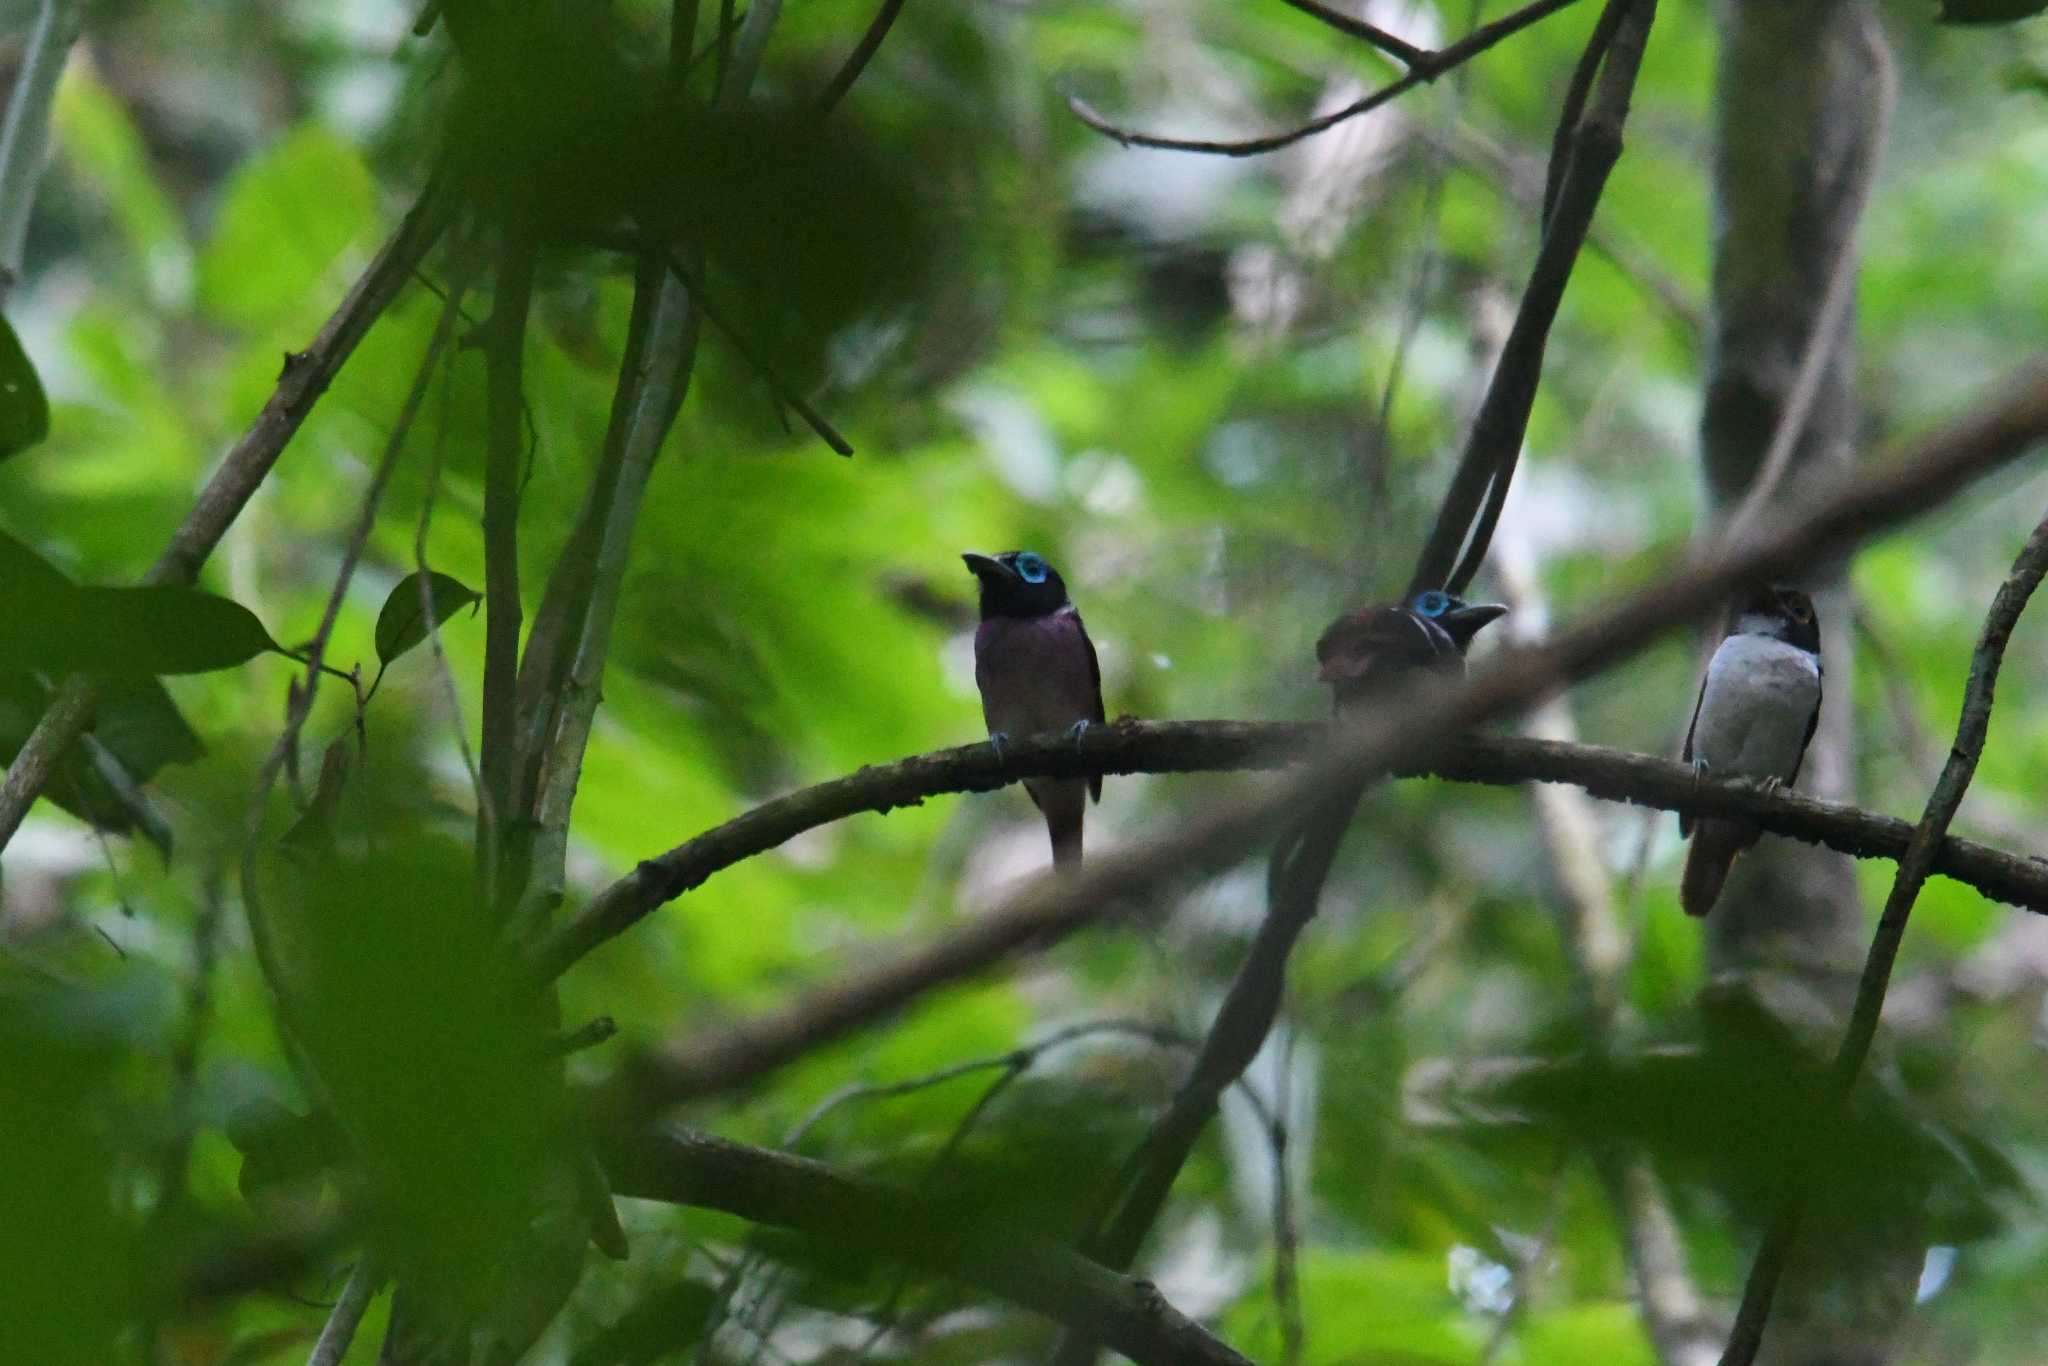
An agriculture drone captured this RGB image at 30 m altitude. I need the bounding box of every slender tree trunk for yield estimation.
[1701,2,1920,1360]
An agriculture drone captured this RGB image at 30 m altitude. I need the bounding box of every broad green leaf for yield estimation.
[0,532,280,675]
[88,678,205,778]
[196,122,375,329]
[69,586,282,675]
[0,314,48,458]
[375,570,482,667]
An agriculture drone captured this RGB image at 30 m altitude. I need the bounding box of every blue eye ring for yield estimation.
[1414,590,1451,618]
[1016,553,1049,585]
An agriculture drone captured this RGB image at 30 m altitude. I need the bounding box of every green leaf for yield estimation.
[88,679,205,779]
[196,123,375,329]
[0,314,49,458]
[0,532,281,675]
[375,571,482,668]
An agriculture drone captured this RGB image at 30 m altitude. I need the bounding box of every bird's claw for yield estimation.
[1756,774,1784,796]
[988,731,1010,764]
[1065,719,1092,748]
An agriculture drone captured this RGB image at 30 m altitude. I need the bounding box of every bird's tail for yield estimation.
[1031,778,1087,872]
[1680,818,1754,917]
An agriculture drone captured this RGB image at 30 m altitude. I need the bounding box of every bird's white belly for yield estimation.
[1693,634,1820,780]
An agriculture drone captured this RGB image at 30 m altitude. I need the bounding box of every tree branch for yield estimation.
[598,1126,1253,1366]
[603,723,2048,1110]
[511,0,781,937]
[1065,0,1584,158]
[1717,504,2048,1366]
[0,0,84,310]
[0,175,455,855]
[1276,0,1431,66]
[813,0,909,117]
[308,1259,382,1366]
[580,363,2048,1109]
[1413,0,1655,596]
[478,229,537,901]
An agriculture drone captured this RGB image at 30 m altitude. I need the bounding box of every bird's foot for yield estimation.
[1755,774,1784,796]
[1690,756,1710,791]
[988,731,1011,764]
[1065,719,1092,749]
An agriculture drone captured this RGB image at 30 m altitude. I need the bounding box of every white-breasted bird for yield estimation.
[1678,584,1823,917]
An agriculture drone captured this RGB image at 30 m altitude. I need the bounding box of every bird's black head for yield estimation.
[1407,589,1510,650]
[1733,583,1820,654]
[963,550,1071,620]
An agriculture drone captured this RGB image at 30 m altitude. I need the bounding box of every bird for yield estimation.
[1268,588,1508,909]
[1678,583,1822,918]
[1315,588,1509,713]
[963,550,1106,871]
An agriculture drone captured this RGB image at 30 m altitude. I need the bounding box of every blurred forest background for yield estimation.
[6,0,2048,1362]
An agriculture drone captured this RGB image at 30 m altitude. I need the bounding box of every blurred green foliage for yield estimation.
[1,0,2047,1362]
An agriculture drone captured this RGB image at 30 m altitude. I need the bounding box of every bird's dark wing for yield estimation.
[1081,617,1105,802]
[1679,670,1707,838]
[1787,659,1822,788]
[1316,607,1453,692]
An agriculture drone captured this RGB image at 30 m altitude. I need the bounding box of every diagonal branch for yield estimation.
[0,175,455,855]
[1277,0,1431,65]
[1066,0,1583,158]
[581,363,2048,1110]
[599,1125,1254,1366]
[1716,504,2048,1366]
[813,0,910,117]
[1414,0,1654,596]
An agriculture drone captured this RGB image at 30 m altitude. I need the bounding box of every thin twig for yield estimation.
[0,0,83,310]
[415,304,487,825]
[1413,0,1656,596]
[478,231,538,905]
[654,244,852,456]
[1277,0,1430,66]
[1424,121,1703,344]
[1052,777,1348,1366]
[512,0,785,938]
[1539,0,1629,226]
[307,1259,382,1366]
[813,0,909,116]
[0,176,453,856]
[1269,1036,1305,1366]
[1717,506,2048,1365]
[602,1127,1255,1366]
[1066,0,1584,158]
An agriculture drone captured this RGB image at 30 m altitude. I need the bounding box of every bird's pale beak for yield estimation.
[1443,602,1509,638]
[961,551,1013,582]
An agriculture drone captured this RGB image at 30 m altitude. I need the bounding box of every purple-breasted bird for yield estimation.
[1678,584,1821,917]
[964,550,1106,871]
[1315,588,1508,712]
